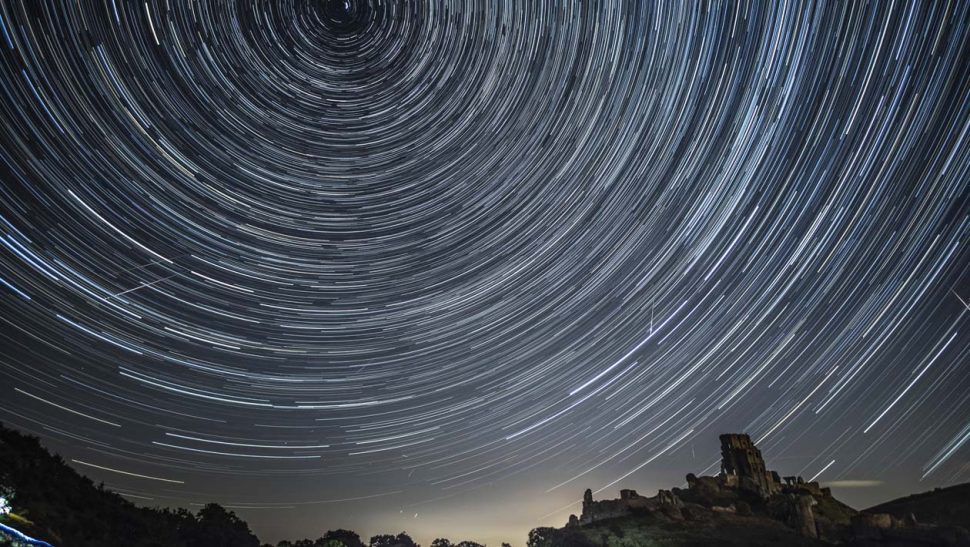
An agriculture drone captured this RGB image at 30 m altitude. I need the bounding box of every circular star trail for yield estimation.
[0,0,968,543]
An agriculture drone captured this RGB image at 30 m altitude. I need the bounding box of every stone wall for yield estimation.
[719,433,781,497]
[576,488,660,525]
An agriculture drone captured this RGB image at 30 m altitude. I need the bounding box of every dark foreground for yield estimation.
[1,424,967,547]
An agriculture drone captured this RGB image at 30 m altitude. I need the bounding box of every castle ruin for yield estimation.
[570,433,830,537]
[718,433,782,498]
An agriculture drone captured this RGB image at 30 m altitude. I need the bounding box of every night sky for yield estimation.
[0,1,968,545]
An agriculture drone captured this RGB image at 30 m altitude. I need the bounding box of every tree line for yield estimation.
[0,422,508,547]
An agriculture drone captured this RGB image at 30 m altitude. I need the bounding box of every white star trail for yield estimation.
[0,0,967,542]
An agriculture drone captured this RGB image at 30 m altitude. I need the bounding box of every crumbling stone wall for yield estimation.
[719,433,781,497]
[578,488,658,525]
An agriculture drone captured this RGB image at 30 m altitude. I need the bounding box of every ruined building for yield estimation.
[718,433,782,497]
[565,433,970,543]
[574,486,682,526]
[571,433,824,529]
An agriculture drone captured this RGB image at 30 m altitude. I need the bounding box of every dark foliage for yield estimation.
[0,422,259,547]
[369,532,418,547]
[430,539,485,547]
[324,529,365,547]
[527,527,595,547]
[275,529,365,547]
[180,503,260,547]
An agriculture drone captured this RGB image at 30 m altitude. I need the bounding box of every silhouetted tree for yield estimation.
[430,539,452,547]
[370,534,396,547]
[455,542,485,547]
[527,528,555,547]
[527,527,593,547]
[0,422,227,546]
[324,529,364,547]
[180,503,260,547]
[370,532,418,547]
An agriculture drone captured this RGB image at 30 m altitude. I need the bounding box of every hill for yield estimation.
[0,422,259,547]
[528,434,969,547]
[0,423,488,547]
[3,423,968,546]
[528,509,830,547]
[866,483,970,529]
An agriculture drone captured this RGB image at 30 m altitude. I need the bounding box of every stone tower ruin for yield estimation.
[719,433,780,497]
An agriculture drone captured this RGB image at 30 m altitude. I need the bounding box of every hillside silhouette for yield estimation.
[866,483,970,530]
[527,434,969,547]
[2,423,968,546]
[0,424,494,546]
[0,422,260,546]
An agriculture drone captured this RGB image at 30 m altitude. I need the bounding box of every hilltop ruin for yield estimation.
[572,434,832,530]
[565,433,965,543]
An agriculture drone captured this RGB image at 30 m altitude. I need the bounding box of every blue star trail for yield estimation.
[0,1,967,544]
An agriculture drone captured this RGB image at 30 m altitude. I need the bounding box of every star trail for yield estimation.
[0,0,968,544]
